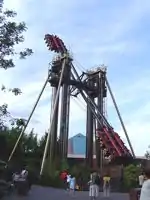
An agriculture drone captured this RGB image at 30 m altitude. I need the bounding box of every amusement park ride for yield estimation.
[7,34,135,176]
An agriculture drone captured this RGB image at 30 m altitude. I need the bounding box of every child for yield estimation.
[69,175,76,196]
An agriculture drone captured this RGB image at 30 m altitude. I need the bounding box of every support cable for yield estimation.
[74,59,86,72]
[72,75,102,126]
[8,76,49,162]
[85,91,111,129]
[71,64,112,129]
[40,57,67,176]
[71,66,106,129]
[71,96,86,112]
[77,96,86,109]
[105,77,135,158]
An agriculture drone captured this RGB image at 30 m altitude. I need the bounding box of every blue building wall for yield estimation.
[68,133,86,155]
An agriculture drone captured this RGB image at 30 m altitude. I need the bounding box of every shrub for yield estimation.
[38,160,64,188]
[39,174,64,188]
[123,164,140,191]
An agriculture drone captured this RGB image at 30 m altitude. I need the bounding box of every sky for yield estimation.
[1,0,150,156]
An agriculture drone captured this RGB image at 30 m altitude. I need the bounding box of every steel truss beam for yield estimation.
[71,64,112,129]
[71,64,133,160]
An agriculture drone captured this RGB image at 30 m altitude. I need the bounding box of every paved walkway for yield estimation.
[4,185,129,200]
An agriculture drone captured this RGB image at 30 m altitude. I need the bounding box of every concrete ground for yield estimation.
[4,185,129,200]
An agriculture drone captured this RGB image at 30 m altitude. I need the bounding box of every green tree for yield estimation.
[145,146,150,160]
[123,164,140,190]
[0,127,23,162]
[23,129,38,155]
[0,1,33,128]
[38,132,48,157]
[0,127,40,167]
[0,1,33,70]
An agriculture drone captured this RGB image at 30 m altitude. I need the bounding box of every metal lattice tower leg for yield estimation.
[59,62,71,160]
[103,97,107,118]
[86,96,94,168]
[49,86,59,162]
[96,71,105,170]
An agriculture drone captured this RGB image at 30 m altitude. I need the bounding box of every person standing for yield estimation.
[20,167,28,179]
[60,170,68,189]
[69,175,76,196]
[66,174,71,190]
[103,174,111,198]
[139,173,144,188]
[89,171,100,200]
[140,169,150,200]
[12,172,20,188]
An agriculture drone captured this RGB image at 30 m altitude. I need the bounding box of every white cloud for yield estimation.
[1,0,150,156]
[3,0,22,10]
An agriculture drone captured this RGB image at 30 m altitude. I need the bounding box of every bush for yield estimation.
[123,164,140,191]
[60,159,69,171]
[38,160,64,188]
[39,174,64,188]
[38,161,91,189]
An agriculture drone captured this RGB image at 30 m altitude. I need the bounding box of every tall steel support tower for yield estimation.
[7,34,135,176]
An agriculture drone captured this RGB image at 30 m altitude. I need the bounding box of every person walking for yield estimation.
[103,173,111,198]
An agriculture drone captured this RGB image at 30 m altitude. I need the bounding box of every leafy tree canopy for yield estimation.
[0,0,33,128]
[145,146,150,160]
[0,1,33,70]
[123,164,140,189]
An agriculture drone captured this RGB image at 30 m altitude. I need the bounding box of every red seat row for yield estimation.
[96,126,132,159]
[44,34,67,54]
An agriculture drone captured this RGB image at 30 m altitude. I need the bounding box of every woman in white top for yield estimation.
[140,169,150,200]
[69,175,76,196]
[66,174,71,190]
